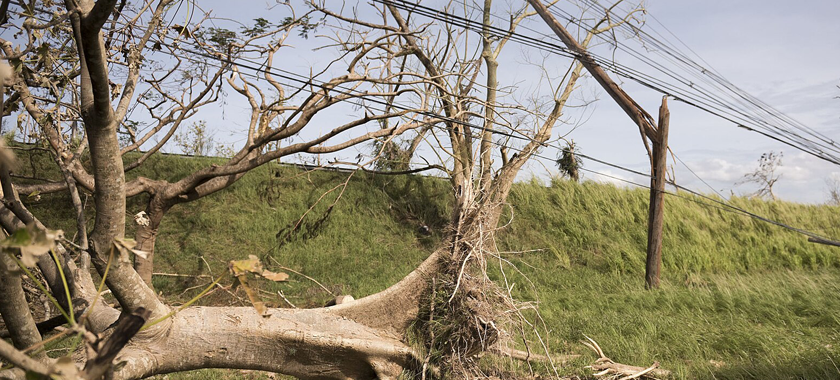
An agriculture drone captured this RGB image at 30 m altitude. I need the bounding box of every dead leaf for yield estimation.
[260,270,289,282]
[134,211,150,227]
[113,237,149,260]
[229,255,270,316]
[235,272,266,316]
[0,224,63,267]
[51,356,81,379]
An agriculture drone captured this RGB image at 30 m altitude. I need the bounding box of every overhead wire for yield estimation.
[482,132,840,244]
[371,0,840,244]
[0,5,806,181]
[5,1,839,244]
[11,0,838,163]
[15,0,840,167]
[553,0,840,155]
[401,0,840,164]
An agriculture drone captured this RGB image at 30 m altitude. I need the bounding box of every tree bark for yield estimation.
[526,0,657,154]
[329,248,445,336]
[111,306,417,380]
[111,208,507,380]
[0,252,44,353]
[479,0,498,194]
[65,0,168,319]
[133,196,169,287]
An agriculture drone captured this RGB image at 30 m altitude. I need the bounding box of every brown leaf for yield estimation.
[260,270,289,282]
[113,237,149,260]
[52,356,81,379]
[236,274,267,316]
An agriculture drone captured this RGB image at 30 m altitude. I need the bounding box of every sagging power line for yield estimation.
[382,0,840,166]
[5,0,839,249]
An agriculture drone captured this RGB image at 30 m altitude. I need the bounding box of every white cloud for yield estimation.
[588,169,638,188]
[671,151,839,203]
[683,158,751,183]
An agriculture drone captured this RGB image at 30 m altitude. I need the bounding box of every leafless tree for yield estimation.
[825,177,840,206]
[3,0,433,285]
[0,0,645,378]
[738,151,783,201]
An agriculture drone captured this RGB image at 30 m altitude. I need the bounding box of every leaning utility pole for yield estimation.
[646,97,669,289]
[527,0,670,288]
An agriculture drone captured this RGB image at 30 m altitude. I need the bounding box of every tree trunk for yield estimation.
[101,194,515,380]
[112,306,418,380]
[133,197,169,287]
[0,252,43,353]
[111,248,452,380]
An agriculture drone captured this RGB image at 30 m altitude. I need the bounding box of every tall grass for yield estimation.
[15,150,840,379]
[500,177,840,276]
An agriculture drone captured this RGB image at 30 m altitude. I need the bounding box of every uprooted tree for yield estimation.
[0,0,650,378]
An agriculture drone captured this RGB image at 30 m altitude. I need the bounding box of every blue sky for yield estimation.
[192,0,840,203]
[510,0,840,203]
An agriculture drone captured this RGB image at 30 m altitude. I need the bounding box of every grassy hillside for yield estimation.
[502,178,840,275]
[15,150,840,379]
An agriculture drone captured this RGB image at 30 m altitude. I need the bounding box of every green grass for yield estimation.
[493,267,840,379]
[13,149,840,379]
[500,177,840,275]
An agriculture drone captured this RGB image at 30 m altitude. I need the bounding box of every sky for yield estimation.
[553,0,840,203]
[189,0,840,204]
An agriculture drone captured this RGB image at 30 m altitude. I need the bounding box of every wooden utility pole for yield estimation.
[527,0,670,288]
[646,97,669,288]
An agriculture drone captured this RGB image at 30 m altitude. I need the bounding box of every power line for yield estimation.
[13,0,840,167]
[147,34,840,245]
[6,1,839,246]
[550,0,840,155]
[671,151,727,200]
[498,137,840,245]
[399,0,840,164]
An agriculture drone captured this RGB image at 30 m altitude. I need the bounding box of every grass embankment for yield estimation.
[17,150,840,379]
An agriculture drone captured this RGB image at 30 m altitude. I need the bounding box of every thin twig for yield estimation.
[619,362,660,380]
[152,272,212,279]
[277,290,296,308]
[0,337,50,375]
[268,259,335,297]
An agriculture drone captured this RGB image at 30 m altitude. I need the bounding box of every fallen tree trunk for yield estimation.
[113,307,418,380]
[110,249,449,380]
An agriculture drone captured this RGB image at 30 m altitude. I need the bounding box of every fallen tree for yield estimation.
[0,0,656,379]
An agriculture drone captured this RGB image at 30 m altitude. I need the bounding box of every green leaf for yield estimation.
[229,254,263,276]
